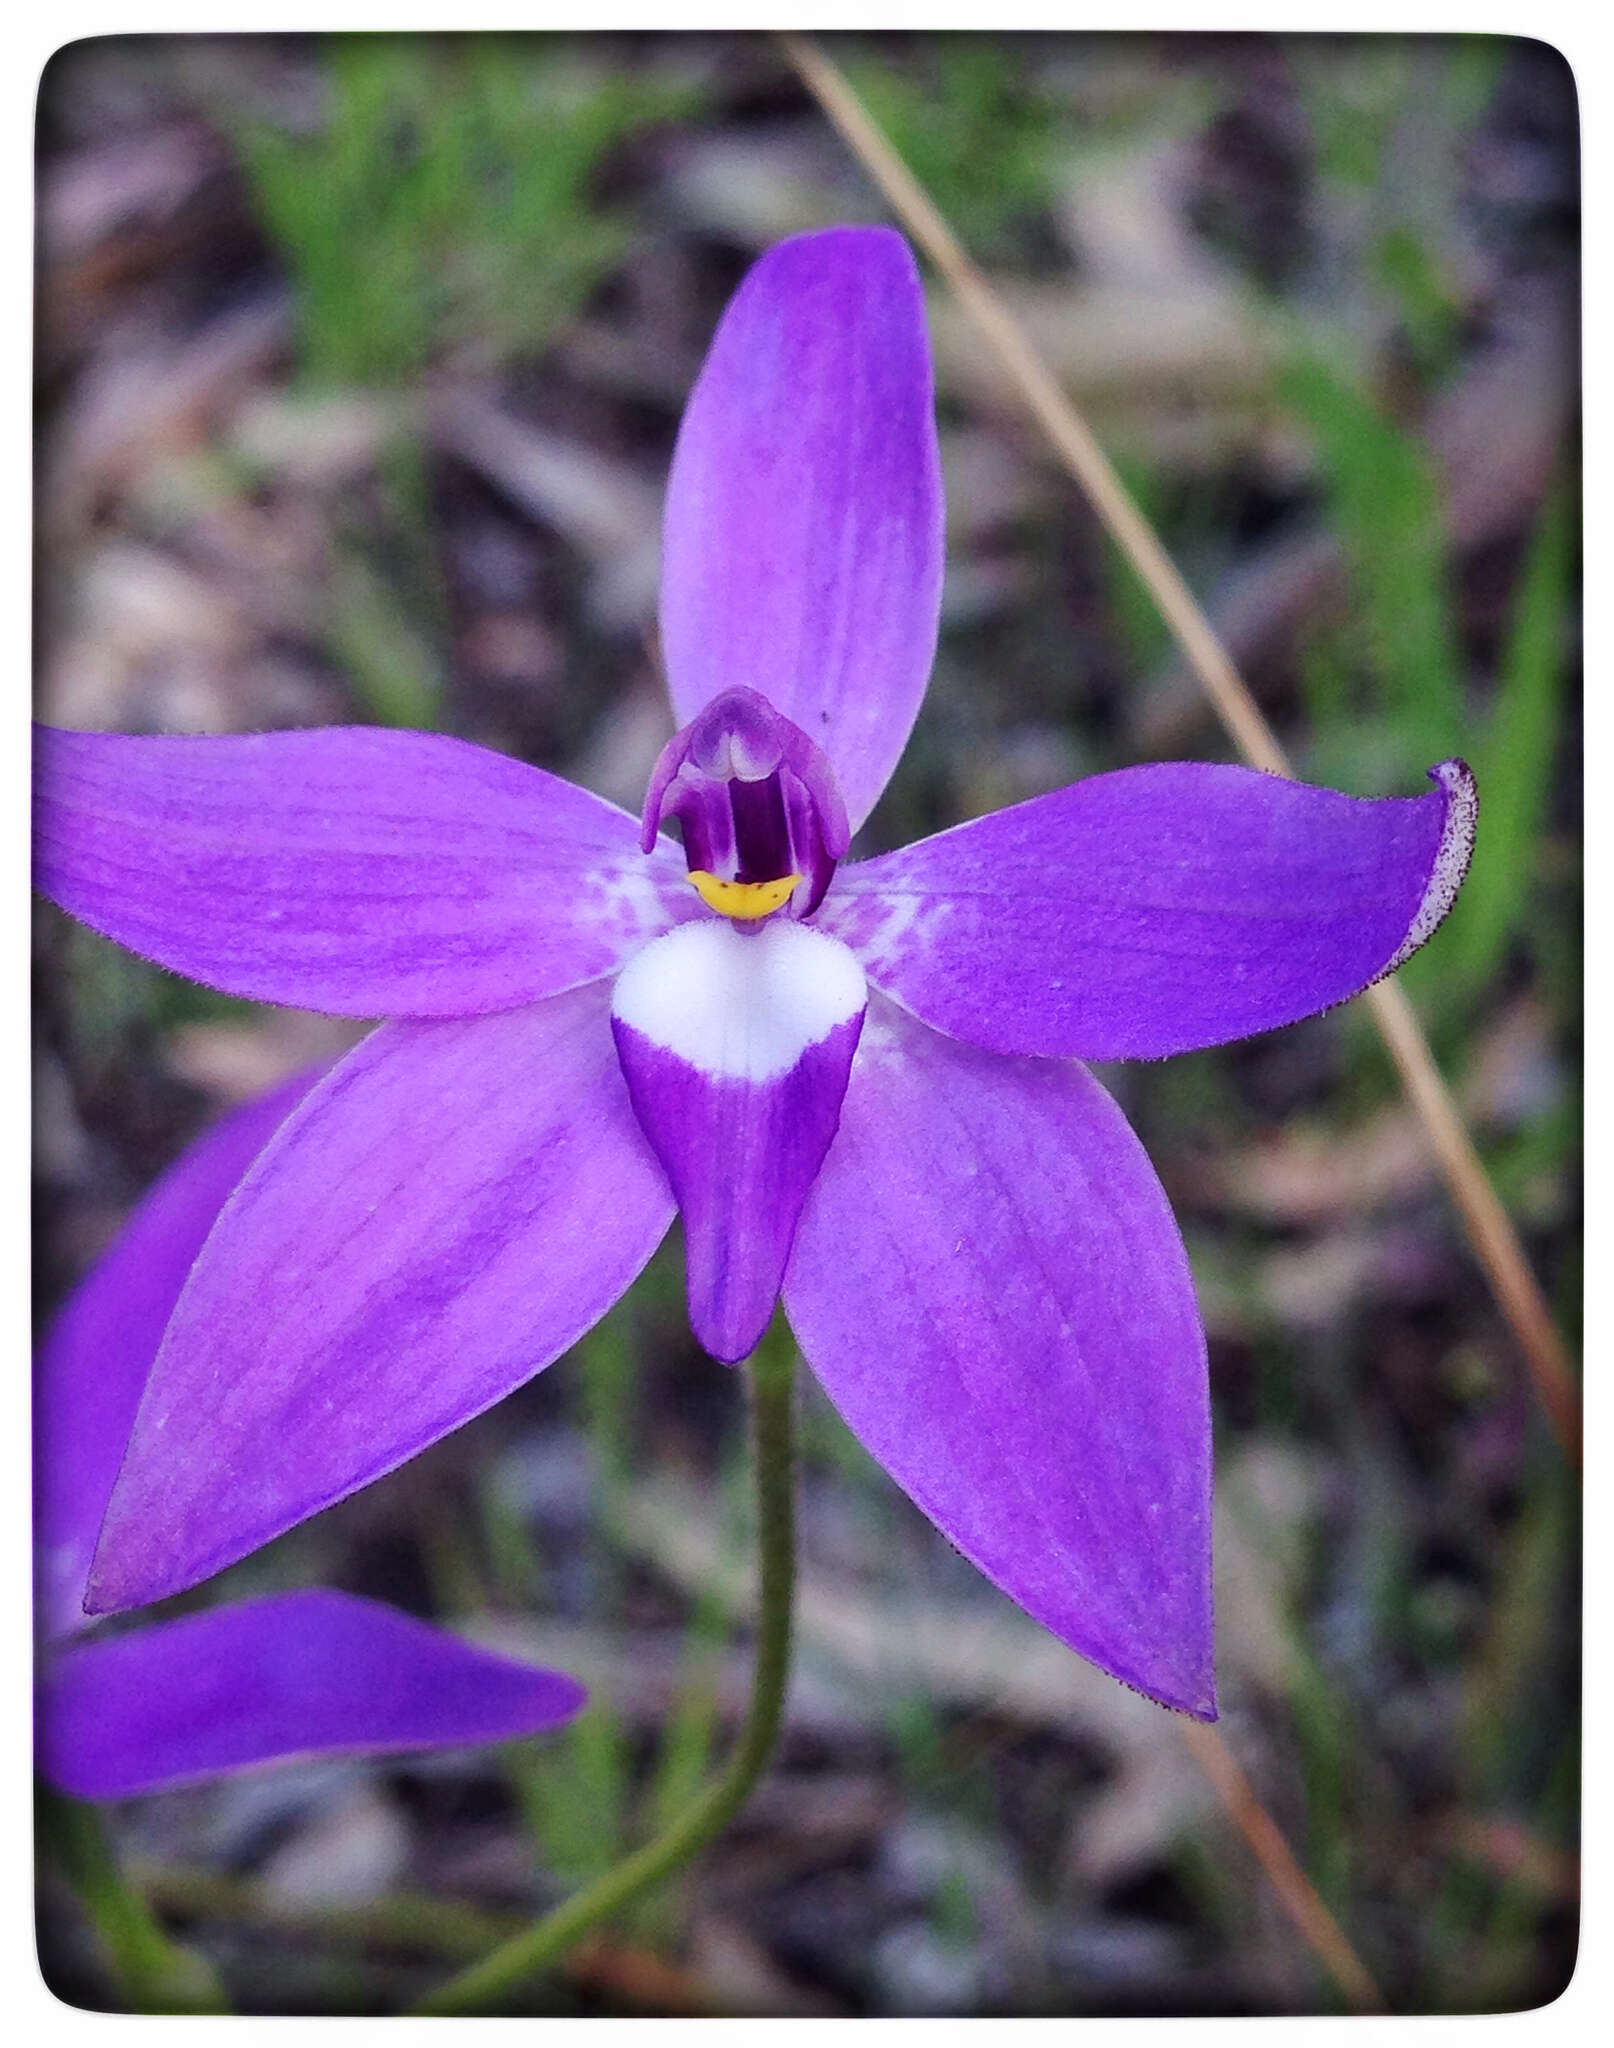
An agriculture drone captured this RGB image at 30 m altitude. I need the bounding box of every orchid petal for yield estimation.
[612,918,866,1362]
[86,984,674,1614]
[784,999,1214,1717]
[37,1590,585,1799]
[818,759,1476,1060]
[33,724,691,1018]
[35,1070,325,1642]
[659,227,944,834]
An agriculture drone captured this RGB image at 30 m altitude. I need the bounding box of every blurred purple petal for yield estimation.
[611,919,866,1361]
[34,725,692,1018]
[819,760,1476,1060]
[35,1069,325,1641]
[785,1000,1214,1717]
[660,227,944,834]
[37,1590,586,1799]
[87,984,674,1614]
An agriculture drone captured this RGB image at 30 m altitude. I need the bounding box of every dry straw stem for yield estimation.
[780,31,1584,2015]
[780,31,1578,1470]
[1176,1720,1386,2014]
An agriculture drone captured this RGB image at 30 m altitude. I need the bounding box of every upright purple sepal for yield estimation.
[785,999,1215,1717]
[86,985,675,1614]
[819,760,1477,1060]
[34,1069,325,1640]
[659,228,944,834]
[33,724,690,1019]
[37,1591,587,1799]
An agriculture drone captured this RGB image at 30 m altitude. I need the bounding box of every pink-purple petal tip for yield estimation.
[1382,759,1477,973]
[820,757,1478,1062]
[785,1000,1216,1717]
[36,1591,586,1800]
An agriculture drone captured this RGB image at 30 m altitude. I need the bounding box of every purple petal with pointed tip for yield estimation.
[35,1070,326,1642]
[611,918,866,1361]
[87,984,674,1614]
[784,999,1214,1717]
[659,227,944,834]
[33,724,692,1018]
[37,1591,586,1799]
[818,760,1476,1060]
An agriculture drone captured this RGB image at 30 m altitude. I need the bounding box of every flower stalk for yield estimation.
[414,1326,798,2015]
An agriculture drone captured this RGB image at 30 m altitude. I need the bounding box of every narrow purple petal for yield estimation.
[35,1071,325,1642]
[34,724,693,1018]
[37,1591,586,1799]
[817,759,1476,1060]
[87,985,674,1614]
[659,227,944,834]
[611,918,866,1362]
[784,999,1215,1717]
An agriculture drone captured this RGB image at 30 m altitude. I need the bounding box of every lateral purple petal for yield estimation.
[818,760,1477,1060]
[611,919,866,1362]
[37,1590,586,1799]
[34,1069,325,1642]
[659,227,944,834]
[33,725,692,1018]
[87,985,674,1614]
[784,1000,1215,1717]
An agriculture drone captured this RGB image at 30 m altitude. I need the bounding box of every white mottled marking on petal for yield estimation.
[1385,759,1478,973]
[612,919,866,1082]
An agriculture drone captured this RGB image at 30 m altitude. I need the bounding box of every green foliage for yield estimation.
[844,36,1061,254]
[1438,488,1574,993]
[1282,355,1466,769]
[38,1787,225,2012]
[234,34,693,385]
[1371,223,1462,374]
[513,1701,634,1892]
[575,1307,641,1499]
[642,1595,725,1846]
[1286,1640,1357,1919]
[324,540,444,730]
[1105,454,1176,673]
[1292,36,1504,195]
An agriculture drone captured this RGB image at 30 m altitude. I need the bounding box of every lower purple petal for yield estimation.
[783,999,1215,1717]
[36,1591,586,1799]
[611,918,866,1361]
[35,1069,325,1642]
[87,984,674,1614]
[818,759,1476,1059]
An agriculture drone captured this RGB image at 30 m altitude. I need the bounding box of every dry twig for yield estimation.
[775,33,1593,2014]
[779,30,1578,1467]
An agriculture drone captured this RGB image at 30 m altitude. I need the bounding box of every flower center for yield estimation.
[639,687,850,921]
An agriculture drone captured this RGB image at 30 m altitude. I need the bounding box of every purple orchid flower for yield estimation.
[33,226,1475,1721]
[35,1074,585,1801]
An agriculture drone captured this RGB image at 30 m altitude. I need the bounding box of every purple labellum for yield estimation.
[612,917,867,1361]
[32,224,1480,1720]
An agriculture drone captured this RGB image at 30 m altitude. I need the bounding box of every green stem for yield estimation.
[413,1331,798,2015]
[38,1784,224,2012]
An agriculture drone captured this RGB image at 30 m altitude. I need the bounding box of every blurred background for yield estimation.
[32,31,1580,2015]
